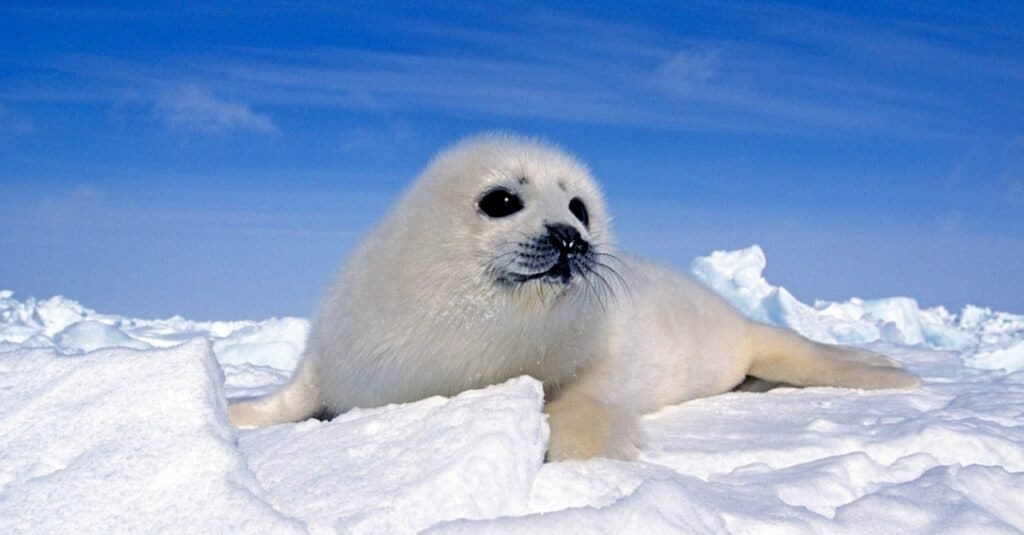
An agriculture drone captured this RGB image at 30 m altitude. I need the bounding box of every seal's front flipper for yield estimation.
[544,384,643,461]
[745,323,919,390]
[228,358,323,428]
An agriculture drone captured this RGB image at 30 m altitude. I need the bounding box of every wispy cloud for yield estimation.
[192,46,886,135]
[153,84,277,135]
[645,46,885,130]
[4,3,1022,141]
[654,49,719,95]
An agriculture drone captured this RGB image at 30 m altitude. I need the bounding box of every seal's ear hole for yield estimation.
[569,197,589,228]
[478,188,524,218]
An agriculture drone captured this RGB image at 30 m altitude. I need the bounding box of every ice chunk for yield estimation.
[238,376,548,535]
[0,290,308,368]
[53,319,152,353]
[691,246,877,344]
[212,316,308,369]
[690,246,980,352]
[691,245,777,321]
[0,340,300,533]
[959,305,1024,346]
[965,339,1024,372]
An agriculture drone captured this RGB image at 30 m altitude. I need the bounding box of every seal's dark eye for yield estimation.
[478,189,523,218]
[569,197,589,228]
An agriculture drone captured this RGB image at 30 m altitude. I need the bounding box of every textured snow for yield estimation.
[238,377,546,534]
[2,245,1023,533]
[0,290,308,370]
[0,336,546,535]
[433,345,1024,533]
[691,246,1024,368]
[0,340,302,533]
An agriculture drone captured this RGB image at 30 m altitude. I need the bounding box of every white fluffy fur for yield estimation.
[229,133,918,460]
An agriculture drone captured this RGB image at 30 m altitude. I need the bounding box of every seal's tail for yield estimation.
[744,322,919,390]
[228,357,323,428]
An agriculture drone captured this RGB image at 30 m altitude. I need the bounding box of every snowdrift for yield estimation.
[2,246,1023,533]
[0,340,301,533]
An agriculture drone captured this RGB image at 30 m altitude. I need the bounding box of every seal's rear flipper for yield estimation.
[228,358,323,428]
[745,323,919,390]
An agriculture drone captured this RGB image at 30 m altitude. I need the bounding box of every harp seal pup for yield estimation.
[229,133,917,460]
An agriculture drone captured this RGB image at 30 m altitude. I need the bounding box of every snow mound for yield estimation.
[0,340,301,533]
[0,290,307,368]
[692,245,1024,370]
[965,339,1024,372]
[212,317,309,368]
[239,376,547,534]
[53,319,154,352]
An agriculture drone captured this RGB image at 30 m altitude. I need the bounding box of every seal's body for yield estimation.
[230,134,917,460]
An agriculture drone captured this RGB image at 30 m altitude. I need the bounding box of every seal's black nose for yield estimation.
[546,224,589,257]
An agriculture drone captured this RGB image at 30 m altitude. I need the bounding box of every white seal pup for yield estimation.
[229,133,917,460]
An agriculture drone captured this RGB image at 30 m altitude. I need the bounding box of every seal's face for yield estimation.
[478,185,596,287]
[418,134,621,307]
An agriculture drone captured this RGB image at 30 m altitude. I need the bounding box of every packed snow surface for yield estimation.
[2,245,1023,533]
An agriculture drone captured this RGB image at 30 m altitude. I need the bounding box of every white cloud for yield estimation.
[154,85,277,135]
[654,49,719,95]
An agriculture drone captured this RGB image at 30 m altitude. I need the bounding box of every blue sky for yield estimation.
[2,1,1022,319]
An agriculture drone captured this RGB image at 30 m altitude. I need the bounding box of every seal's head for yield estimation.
[407,133,618,306]
[310,132,622,406]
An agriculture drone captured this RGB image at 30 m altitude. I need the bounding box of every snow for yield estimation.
[0,340,301,533]
[0,337,544,535]
[0,289,307,371]
[691,246,1024,367]
[2,245,1024,533]
[966,340,1024,372]
[238,377,546,534]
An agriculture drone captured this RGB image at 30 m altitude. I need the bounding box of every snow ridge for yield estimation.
[692,246,1024,371]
